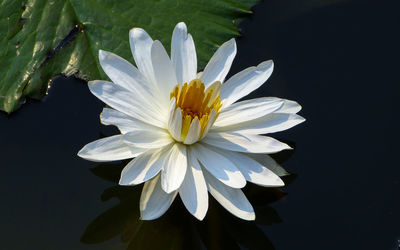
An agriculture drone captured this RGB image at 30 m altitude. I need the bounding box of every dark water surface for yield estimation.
[1,0,399,249]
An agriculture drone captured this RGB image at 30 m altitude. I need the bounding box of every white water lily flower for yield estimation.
[78,22,304,221]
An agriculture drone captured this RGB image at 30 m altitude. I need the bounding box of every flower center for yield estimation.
[168,79,222,144]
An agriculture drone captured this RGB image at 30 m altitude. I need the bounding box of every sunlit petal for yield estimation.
[203,170,255,221]
[203,132,291,154]
[200,39,236,87]
[78,135,146,162]
[171,22,197,85]
[161,143,187,193]
[192,143,246,188]
[220,60,274,108]
[179,147,208,220]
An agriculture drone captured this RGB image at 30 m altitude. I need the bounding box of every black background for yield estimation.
[0,0,399,249]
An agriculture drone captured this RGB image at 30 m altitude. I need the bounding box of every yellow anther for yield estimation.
[170,79,222,142]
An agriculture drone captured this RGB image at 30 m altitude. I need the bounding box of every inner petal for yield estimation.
[169,79,222,144]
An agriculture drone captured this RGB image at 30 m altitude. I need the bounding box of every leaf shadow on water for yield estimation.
[81,146,296,250]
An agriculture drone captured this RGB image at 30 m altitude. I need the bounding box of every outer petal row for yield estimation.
[203,169,255,221]
[214,97,284,128]
[140,175,178,220]
[179,147,208,220]
[211,112,305,135]
[216,149,284,187]
[203,132,291,154]
[78,135,146,162]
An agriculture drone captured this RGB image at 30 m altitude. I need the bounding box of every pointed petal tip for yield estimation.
[193,211,207,221]
[152,39,162,47]
[129,27,144,35]
[259,59,274,69]
[271,176,285,187]
[181,190,209,221]
[76,147,96,162]
[285,144,293,150]
[140,212,159,220]
[77,145,92,160]
[118,180,128,186]
[236,178,247,188]
[129,28,152,44]
[175,22,187,30]
[161,183,178,194]
[118,174,131,186]
[98,49,106,58]
[234,211,256,221]
[277,141,293,151]
[87,80,99,89]
[298,115,306,123]
[247,213,256,221]
[77,148,85,158]
[87,80,96,85]
[119,179,139,186]
[227,38,237,49]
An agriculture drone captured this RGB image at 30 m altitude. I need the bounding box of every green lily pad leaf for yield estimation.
[0,0,257,113]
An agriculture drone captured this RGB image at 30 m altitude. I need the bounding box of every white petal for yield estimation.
[203,170,255,221]
[151,40,178,105]
[211,113,305,134]
[202,132,291,154]
[161,143,187,193]
[192,143,246,188]
[276,99,302,114]
[179,147,208,220]
[119,146,171,185]
[200,39,236,87]
[171,22,197,85]
[140,175,177,220]
[168,107,182,141]
[78,135,146,162]
[220,60,274,108]
[214,97,284,128]
[98,50,166,115]
[101,108,159,134]
[88,80,166,128]
[123,128,173,149]
[129,28,157,86]
[246,153,289,177]
[183,117,201,145]
[98,50,153,94]
[216,150,284,187]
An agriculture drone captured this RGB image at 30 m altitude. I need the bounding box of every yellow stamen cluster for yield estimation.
[170,79,222,141]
